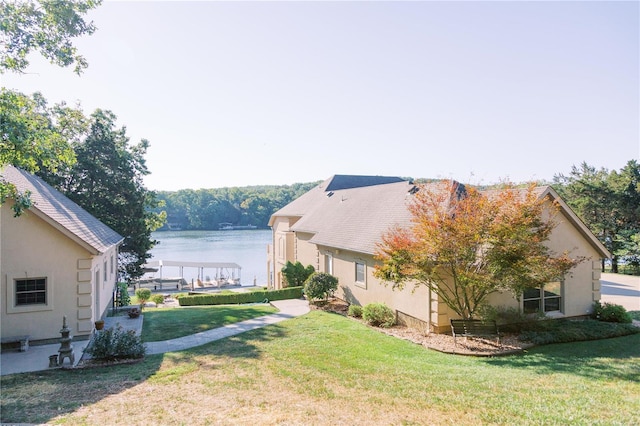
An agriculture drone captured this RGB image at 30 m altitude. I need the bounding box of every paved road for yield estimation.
[600,273,640,312]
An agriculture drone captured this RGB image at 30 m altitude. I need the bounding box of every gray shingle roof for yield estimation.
[271,176,418,255]
[2,165,123,254]
[270,176,610,259]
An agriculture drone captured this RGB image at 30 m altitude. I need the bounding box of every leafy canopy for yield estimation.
[1,0,101,75]
[374,180,581,319]
[46,109,165,281]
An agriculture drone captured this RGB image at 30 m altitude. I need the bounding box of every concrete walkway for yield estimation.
[0,299,309,376]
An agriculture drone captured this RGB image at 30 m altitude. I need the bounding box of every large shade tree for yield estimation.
[374,181,581,319]
[46,109,165,281]
[1,0,100,213]
[0,89,81,215]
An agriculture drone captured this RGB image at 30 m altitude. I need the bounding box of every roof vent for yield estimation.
[326,191,334,197]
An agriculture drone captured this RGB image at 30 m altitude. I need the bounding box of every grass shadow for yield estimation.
[483,333,640,382]
[0,320,289,424]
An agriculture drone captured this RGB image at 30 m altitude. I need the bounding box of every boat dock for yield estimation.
[139,260,242,291]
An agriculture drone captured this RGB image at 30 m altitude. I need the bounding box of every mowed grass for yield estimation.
[2,311,639,425]
[140,304,278,342]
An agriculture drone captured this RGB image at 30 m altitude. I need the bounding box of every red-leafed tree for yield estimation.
[374,180,582,319]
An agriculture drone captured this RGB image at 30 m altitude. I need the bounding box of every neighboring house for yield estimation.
[1,166,123,343]
[268,175,611,333]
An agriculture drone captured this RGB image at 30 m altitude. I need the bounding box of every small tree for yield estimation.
[374,180,582,319]
[281,261,315,288]
[304,272,338,303]
[135,288,151,310]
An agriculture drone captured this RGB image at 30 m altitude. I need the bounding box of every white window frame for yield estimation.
[355,261,367,289]
[325,253,333,275]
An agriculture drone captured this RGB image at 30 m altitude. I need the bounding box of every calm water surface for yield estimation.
[148,229,272,286]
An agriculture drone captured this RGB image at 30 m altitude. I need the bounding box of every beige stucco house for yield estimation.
[268,175,611,333]
[1,166,123,343]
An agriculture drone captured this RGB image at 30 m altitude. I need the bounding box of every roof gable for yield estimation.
[271,175,610,259]
[2,165,124,255]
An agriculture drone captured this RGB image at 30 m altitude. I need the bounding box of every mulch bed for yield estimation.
[311,298,533,356]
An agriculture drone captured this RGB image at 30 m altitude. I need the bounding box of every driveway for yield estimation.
[600,273,640,312]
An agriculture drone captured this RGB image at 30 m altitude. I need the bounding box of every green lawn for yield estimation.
[140,304,278,342]
[1,311,639,425]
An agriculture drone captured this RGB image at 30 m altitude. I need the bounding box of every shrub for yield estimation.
[591,301,632,323]
[116,282,131,307]
[519,318,639,345]
[135,288,152,308]
[86,325,146,361]
[304,273,339,303]
[178,287,304,306]
[362,303,395,328]
[348,304,363,318]
[281,261,315,288]
[477,304,545,333]
[151,294,165,305]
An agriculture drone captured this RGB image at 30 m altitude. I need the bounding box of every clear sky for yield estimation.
[3,0,639,191]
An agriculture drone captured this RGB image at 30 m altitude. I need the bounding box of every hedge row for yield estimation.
[178,286,304,306]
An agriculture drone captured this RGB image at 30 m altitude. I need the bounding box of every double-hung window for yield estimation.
[523,281,563,314]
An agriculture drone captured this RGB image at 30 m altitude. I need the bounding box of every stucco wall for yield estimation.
[1,203,116,341]
[485,206,604,318]
[270,195,606,333]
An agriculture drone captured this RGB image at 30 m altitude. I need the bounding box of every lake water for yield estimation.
[147,229,272,286]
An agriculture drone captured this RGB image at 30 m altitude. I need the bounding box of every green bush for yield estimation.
[348,304,363,318]
[116,282,130,307]
[591,301,632,323]
[135,288,152,308]
[178,287,304,306]
[477,304,545,333]
[362,303,395,328]
[304,273,338,302]
[86,325,146,361]
[151,294,165,305]
[281,261,315,288]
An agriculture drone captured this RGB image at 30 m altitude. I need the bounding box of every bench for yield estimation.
[450,319,500,346]
[1,335,30,351]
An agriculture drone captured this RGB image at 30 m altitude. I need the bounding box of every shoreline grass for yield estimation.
[2,311,638,425]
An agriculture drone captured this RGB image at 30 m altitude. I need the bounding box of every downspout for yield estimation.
[427,285,432,335]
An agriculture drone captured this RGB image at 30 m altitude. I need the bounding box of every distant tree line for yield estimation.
[153,182,319,230]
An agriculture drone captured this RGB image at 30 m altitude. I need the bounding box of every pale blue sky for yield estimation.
[3,0,639,191]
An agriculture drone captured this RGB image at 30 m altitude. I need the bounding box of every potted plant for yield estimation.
[95,319,105,330]
[128,307,140,318]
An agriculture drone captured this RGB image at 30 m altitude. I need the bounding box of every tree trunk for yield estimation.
[612,257,619,274]
[601,258,606,273]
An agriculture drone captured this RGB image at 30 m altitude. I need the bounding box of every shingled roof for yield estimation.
[1,165,124,255]
[270,175,418,254]
[270,175,611,259]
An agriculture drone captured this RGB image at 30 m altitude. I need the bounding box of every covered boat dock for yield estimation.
[139,260,242,290]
